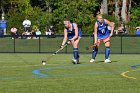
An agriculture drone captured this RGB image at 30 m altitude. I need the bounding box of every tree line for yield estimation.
[0,0,139,34]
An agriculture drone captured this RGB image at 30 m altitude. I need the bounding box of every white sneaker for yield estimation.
[72,59,78,64]
[104,59,111,63]
[90,59,95,63]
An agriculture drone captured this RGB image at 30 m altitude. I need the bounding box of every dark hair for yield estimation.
[64,16,70,21]
[11,25,15,28]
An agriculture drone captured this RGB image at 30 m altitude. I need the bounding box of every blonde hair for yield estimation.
[96,14,102,18]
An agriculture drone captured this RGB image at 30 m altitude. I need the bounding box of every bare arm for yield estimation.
[104,19,114,37]
[61,28,68,46]
[94,23,98,44]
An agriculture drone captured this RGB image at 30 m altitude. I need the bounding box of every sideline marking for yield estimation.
[121,64,140,80]
[131,65,140,68]
[32,64,120,77]
[121,70,137,80]
[0,64,120,80]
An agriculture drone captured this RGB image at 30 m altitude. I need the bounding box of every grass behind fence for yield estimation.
[0,36,140,53]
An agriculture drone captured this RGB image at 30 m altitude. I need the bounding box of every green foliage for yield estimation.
[3,0,140,35]
[16,0,33,15]
[4,0,131,35]
[48,0,100,34]
[5,0,100,34]
[6,8,23,34]
[127,7,140,34]
[7,6,48,34]
[102,14,119,29]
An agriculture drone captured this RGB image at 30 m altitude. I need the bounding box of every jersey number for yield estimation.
[101,29,105,34]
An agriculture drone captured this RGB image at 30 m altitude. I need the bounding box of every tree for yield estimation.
[3,0,129,34]
[100,0,108,14]
[45,0,100,34]
[0,0,10,16]
[115,0,120,21]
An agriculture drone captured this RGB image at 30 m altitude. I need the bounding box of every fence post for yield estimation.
[121,35,123,54]
[65,45,67,54]
[39,36,41,53]
[14,37,15,53]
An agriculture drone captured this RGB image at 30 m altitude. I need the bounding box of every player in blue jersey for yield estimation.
[90,14,114,63]
[61,17,82,64]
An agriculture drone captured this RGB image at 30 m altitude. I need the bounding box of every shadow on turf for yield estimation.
[96,60,118,63]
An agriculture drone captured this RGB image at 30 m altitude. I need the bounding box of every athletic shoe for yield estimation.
[42,61,46,65]
[72,59,78,64]
[77,59,80,64]
[104,59,111,63]
[90,59,95,63]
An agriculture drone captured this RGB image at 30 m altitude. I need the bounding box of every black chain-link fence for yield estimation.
[0,35,140,54]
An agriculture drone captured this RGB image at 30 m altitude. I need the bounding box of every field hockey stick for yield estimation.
[86,43,97,50]
[54,43,68,55]
[86,35,112,50]
[42,43,68,65]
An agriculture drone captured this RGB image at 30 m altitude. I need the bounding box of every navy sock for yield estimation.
[92,47,98,59]
[73,48,78,59]
[105,47,110,59]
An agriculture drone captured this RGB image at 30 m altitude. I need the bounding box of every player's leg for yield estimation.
[74,38,80,59]
[90,41,100,63]
[103,37,111,63]
[4,28,6,35]
[71,37,81,64]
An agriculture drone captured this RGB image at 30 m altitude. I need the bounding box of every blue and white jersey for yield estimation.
[66,23,82,39]
[96,19,110,40]
[0,20,7,29]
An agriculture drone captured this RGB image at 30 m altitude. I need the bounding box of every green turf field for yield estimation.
[0,53,140,93]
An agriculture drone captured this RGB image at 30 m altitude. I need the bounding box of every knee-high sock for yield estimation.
[73,48,79,59]
[105,47,110,59]
[92,47,98,59]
